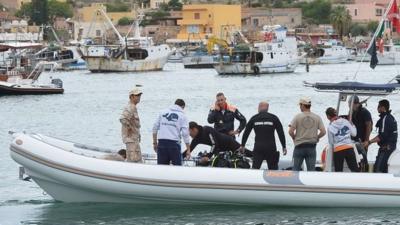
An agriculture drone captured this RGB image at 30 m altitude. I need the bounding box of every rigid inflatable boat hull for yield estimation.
[9,133,400,207]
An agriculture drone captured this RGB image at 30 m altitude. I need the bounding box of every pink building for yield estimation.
[344,0,400,23]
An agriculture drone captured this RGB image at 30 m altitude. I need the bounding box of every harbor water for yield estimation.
[1,62,400,224]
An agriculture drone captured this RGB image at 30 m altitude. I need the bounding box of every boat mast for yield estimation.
[96,9,125,45]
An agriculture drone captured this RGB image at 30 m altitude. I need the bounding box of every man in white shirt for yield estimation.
[326,107,360,172]
[153,99,191,165]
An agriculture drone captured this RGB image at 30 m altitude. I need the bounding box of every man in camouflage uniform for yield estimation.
[120,86,142,162]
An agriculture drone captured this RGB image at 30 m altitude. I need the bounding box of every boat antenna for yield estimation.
[351,0,395,81]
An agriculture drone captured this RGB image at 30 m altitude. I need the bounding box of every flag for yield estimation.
[377,22,385,38]
[367,38,379,69]
[388,0,400,32]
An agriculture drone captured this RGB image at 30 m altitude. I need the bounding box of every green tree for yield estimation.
[105,1,130,12]
[168,0,182,10]
[367,21,379,34]
[15,3,33,19]
[294,0,332,24]
[48,0,73,21]
[330,5,352,39]
[350,23,367,36]
[31,0,49,25]
[118,17,133,26]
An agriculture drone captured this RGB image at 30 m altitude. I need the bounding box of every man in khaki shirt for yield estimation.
[289,97,326,171]
[120,86,142,162]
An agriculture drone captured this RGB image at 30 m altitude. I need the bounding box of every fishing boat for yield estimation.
[214,26,298,75]
[0,61,63,95]
[0,42,43,81]
[300,39,349,64]
[80,10,171,73]
[182,48,215,69]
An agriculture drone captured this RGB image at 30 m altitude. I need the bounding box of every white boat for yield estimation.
[182,49,215,69]
[376,41,400,65]
[80,10,171,73]
[214,26,298,75]
[167,48,184,63]
[300,39,349,64]
[9,122,400,207]
[0,61,63,95]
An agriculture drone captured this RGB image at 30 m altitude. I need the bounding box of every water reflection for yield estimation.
[15,203,400,225]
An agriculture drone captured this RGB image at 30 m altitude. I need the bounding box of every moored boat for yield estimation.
[80,10,171,73]
[214,26,298,75]
[0,61,63,96]
[300,39,349,64]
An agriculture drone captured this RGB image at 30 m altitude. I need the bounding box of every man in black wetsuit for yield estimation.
[207,92,247,137]
[241,101,286,170]
[188,122,251,161]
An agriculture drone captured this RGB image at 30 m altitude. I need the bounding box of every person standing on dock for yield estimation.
[325,107,360,172]
[153,99,191,165]
[207,92,246,137]
[349,96,373,147]
[364,100,398,173]
[289,97,326,171]
[120,86,142,162]
[241,101,287,170]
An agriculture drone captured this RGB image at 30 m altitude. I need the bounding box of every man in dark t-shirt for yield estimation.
[349,96,373,144]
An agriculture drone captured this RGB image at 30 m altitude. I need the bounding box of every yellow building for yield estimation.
[177,4,241,41]
[0,0,31,10]
[76,3,136,24]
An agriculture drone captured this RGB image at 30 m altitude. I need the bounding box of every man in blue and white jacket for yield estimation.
[326,107,359,172]
[153,99,191,165]
[364,99,398,173]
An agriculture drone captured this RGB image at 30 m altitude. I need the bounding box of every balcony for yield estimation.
[177,19,209,25]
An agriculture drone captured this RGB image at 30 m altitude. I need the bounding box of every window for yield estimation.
[96,30,101,37]
[209,27,213,33]
[194,13,200,19]
[203,27,207,33]
[209,14,211,18]
[376,8,383,16]
[354,9,358,16]
[253,18,259,26]
[291,18,294,23]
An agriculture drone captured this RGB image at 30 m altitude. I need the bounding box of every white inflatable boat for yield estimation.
[9,132,400,207]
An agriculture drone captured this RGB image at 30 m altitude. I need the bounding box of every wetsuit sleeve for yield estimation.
[207,109,216,124]
[241,117,254,146]
[275,116,286,148]
[234,109,247,132]
[208,128,220,154]
[189,138,199,152]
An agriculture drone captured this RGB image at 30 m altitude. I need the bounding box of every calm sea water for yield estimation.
[1,62,400,224]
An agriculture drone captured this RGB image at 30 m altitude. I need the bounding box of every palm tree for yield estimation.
[330,5,352,40]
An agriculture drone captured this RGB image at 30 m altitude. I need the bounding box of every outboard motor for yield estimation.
[395,75,400,84]
[51,78,63,88]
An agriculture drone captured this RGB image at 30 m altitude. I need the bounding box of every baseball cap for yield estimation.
[129,85,143,96]
[348,95,359,104]
[299,97,311,105]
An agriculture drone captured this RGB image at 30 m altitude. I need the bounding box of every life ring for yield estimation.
[253,66,260,74]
